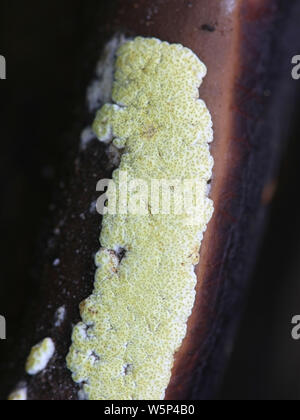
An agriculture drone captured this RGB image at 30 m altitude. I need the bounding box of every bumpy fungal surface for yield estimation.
[25,338,55,376]
[67,37,214,400]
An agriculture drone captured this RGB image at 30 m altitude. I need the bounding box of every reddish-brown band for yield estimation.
[111,0,291,400]
[1,0,297,400]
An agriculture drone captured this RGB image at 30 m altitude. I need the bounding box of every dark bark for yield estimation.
[0,0,299,400]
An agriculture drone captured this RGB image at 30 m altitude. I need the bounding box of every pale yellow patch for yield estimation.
[25,338,55,376]
[8,388,27,401]
[67,37,214,400]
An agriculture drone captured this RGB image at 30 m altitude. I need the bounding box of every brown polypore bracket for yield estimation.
[2,0,299,400]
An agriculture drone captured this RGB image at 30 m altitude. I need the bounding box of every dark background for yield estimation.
[1,0,300,400]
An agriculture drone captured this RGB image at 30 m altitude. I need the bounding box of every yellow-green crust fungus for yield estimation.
[25,338,55,376]
[67,37,214,400]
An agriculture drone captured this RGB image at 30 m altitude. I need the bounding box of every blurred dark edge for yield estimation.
[1,0,300,400]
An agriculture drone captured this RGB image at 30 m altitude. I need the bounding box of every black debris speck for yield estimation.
[201,24,216,32]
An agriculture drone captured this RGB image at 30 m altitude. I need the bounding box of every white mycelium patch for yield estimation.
[81,35,128,151]
[67,37,214,400]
